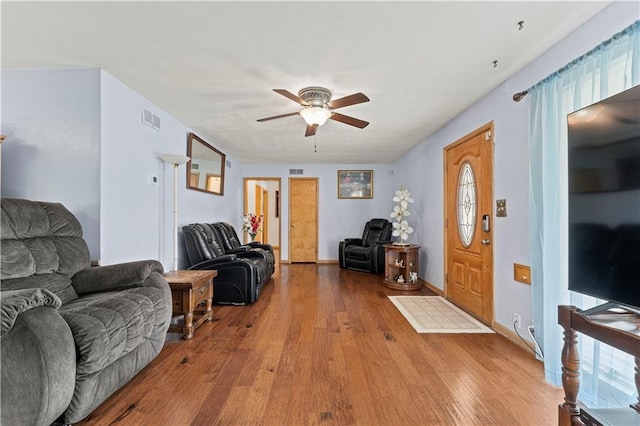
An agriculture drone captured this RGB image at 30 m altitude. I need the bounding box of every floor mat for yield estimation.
[388,296,494,333]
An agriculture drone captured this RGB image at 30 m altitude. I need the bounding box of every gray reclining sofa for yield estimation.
[0,198,172,425]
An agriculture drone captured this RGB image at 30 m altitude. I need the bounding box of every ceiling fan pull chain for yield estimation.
[314,134,317,153]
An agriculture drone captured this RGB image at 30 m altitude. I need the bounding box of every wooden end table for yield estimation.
[164,270,217,339]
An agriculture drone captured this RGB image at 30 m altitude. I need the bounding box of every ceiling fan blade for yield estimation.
[257,112,300,122]
[330,112,369,129]
[327,92,369,109]
[273,89,308,106]
[305,124,317,137]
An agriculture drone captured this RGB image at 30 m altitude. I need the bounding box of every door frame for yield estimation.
[288,177,319,263]
[243,177,281,260]
[442,121,494,325]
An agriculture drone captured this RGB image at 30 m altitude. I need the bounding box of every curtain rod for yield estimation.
[512,20,639,102]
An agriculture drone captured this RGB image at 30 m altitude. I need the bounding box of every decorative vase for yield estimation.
[249,233,257,242]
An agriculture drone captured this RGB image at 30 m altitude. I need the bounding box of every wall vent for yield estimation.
[226,159,231,168]
[142,108,161,131]
[289,169,304,175]
[191,163,199,170]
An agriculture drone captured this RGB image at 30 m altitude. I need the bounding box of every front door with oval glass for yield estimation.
[445,123,494,324]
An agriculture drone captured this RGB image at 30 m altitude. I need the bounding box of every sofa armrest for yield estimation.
[187,255,238,270]
[343,238,363,246]
[1,288,62,337]
[226,247,250,254]
[71,259,165,295]
[247,241,273,251]
[1,290,75,426]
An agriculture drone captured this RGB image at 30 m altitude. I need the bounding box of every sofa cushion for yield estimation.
[1,273,79,305]
[1,199,90,304]
[60,285,166,376]
[1,198,81,240]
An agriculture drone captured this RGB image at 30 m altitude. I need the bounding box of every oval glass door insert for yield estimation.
[457,161,477,247]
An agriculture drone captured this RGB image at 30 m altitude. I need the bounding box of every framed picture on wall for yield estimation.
[338,170,373,199]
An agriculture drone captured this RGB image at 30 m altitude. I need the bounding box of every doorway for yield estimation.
[444,122,494,324]
[243,178,281,257]
[289,178,318,263]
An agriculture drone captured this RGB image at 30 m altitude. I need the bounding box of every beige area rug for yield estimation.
[388,296,494,333]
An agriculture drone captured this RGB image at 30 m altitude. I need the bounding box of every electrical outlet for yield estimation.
[513,313,521,330]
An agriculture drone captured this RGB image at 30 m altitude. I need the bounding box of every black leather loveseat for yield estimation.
[182,223,273,304]
[213,222,275,276]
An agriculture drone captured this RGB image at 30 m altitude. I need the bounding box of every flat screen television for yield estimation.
[567,84,640,310]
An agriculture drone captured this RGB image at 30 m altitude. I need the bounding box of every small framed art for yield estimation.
[338,170,373,199]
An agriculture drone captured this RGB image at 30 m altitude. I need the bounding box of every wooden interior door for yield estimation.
[444,123,494,324]
[289,178,318,263]
[262,188,269,244]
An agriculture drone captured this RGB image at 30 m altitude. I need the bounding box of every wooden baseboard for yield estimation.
[421,278,444,296]
[493,322,537,358]
[318,260,339,265]
[418,277,537,358]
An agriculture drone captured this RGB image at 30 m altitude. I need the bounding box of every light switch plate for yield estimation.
[496,199,507,217]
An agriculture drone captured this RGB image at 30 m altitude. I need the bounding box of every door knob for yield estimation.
[291,224,296,228]
[481,239,491,245]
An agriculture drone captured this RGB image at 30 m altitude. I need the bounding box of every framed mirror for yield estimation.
[187,132,226,195]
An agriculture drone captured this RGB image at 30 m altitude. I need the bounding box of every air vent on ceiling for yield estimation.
[142,108,161,131]
[289,169,304,175]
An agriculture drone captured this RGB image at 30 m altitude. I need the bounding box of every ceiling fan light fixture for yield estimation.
[300,106,332,126]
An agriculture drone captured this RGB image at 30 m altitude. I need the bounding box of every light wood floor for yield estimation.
[81,264,562,425]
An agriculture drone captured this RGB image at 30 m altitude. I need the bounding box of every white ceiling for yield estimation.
[1,1,609,164]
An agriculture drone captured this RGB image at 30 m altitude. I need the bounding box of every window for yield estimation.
[457,162,477,247]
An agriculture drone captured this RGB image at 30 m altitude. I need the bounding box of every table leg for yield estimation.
[559,325,580,425]
[183,311,194,340]
[205,297,213,321]
[633,357,640,412]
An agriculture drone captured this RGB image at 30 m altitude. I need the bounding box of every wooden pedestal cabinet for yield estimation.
[383,244,421,291]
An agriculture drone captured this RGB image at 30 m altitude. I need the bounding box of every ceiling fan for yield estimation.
[257,86,370,137]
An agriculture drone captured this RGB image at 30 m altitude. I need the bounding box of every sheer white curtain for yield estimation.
[528,20,639,406]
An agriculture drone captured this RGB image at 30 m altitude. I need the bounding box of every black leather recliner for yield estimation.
[339,218,393,274]
[212,222,275,275]
[182,223,271,304]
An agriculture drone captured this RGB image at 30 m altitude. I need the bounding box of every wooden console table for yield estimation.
[383,244,421,291]
[558,304,640,425]
[165,270,217,339]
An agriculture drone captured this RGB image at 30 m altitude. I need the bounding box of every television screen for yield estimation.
[567,84,640,309]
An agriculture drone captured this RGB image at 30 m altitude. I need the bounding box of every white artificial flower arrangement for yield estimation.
[390,186,414,244]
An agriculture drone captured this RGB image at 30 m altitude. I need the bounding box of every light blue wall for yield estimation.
[243,164,393,261]
[1,68,102,257]
[1,69,243,271]
[390,1,639,330]
[99,70,244,269]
